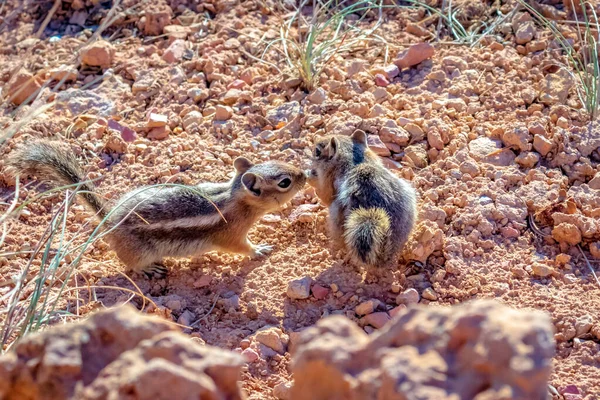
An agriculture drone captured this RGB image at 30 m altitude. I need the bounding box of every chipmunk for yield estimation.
[7,140,306,278]
[307,129,417,268]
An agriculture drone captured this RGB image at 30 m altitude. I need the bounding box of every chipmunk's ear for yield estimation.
[242,172,261,196]
[234,157,254,174]
[351,129,367,146]
[319,137,338,159]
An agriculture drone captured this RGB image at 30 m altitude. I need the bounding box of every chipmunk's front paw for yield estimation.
[251,244,273,258]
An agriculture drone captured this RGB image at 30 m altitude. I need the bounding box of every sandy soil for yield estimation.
[1,0,600,398]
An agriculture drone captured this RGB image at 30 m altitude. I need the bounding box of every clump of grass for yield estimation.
[1,182,90,349]
[398,0,515,47]
[0,182,145,351]
[262,0,388,91]
[518,0,599,120]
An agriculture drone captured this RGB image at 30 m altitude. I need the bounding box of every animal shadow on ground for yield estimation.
[280,251,409,331]
[400,60,432,89]
[87,255,281,338]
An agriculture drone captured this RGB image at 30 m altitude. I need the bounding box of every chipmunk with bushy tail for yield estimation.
[7,140,306,278]
[307,129,417,268]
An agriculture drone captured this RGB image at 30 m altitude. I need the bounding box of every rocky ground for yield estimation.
[0,301,556,399]
[1,0,600,399]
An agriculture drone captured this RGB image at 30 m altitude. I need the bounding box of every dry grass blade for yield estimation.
[398,0,512,47]
[0,193,72,347]
[518,0,599,120]
[191,292,221,328]
[261,0,387,91]
[60,285,158,310]
[577,244,600,287]
[527,214,550,238]
[0,176,20,228]
[35,0,62,38]
[527,214,599,287]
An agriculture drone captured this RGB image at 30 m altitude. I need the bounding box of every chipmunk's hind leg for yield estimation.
[124,258,169,279]
[141,263,168,279]
[112,238,168,279]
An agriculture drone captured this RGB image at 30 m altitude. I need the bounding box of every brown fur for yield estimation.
[7,140,307,278]
[307,129,417,268]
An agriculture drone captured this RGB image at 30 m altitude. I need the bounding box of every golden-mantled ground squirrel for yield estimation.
[8,141,306,278]
[307,129,417,268]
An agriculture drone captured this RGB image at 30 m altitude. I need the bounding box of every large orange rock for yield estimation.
[142,2,172,36]
[4,68,42,105]
[0,306,245,400]
[290,300,554,400]
[80,40,115,69]
[394,42,434,69]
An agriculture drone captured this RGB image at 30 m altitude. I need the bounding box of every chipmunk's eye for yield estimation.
[278,178,292,188]
[314,148,321,157]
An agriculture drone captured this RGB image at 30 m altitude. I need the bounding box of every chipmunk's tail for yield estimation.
[344,207,390,266]
[7,140,107,219]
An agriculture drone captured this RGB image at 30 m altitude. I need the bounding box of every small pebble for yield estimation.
[273,381,292,400]
[214,105,232,121]
[355,299,380,316]
[177,310,195,326]
[431,269,446,283]
[165,299,182,312]
[394,42,434,69]
[307,87,327,104]
[389,305,407,318]
[396,288,420,305]
[531,263,554,278]
[147,113,167,128]
[422,288,438,301]
[374,74,389,87]
[287,276,312,300]
[311,284,330,300]
[193,275,212,288]
[574,315,593,337]
[241,348,259,363]
[255,327,286,354]
[228,79,246,89]
[360,312,391,329]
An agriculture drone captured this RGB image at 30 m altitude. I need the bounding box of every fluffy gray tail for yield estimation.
[7,140,107,219]
[344,207,390,266]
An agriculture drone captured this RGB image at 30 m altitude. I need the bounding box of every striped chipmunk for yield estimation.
[7,140,307,278]
[306,129,417,268]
